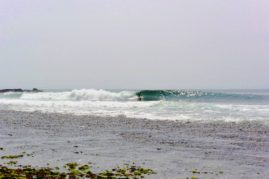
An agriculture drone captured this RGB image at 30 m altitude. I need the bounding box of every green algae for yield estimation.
[1,152,34,160]
[0,153,155,179]
[1,155,24,160]
[5,161,17,166]
[0,163,155,179]
[0,149,227,179]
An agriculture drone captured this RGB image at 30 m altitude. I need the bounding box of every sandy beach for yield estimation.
[0,110,269,178]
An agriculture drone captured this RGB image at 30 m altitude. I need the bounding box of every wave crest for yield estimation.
[136,90,266,102]
[18,89,137,101]
[68,89,136,101]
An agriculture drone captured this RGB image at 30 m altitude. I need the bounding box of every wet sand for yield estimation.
[0,110,269,178]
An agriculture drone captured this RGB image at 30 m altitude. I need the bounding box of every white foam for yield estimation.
[0,98,269,124]
[19,89,137,101]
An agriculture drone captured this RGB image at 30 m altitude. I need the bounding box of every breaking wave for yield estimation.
[0,89,269,123]
[0,89,136,101]
[136,90,268,103]
[0,89,268,103]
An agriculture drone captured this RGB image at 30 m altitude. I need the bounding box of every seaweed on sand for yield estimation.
[0,150,155,179]
[0,162,155,179]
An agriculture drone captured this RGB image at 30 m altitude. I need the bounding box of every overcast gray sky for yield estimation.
[0,0,269,89]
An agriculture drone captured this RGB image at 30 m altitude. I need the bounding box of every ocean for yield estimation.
[0,89,269,124]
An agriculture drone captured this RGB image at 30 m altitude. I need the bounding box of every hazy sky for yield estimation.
[0,0,269,89]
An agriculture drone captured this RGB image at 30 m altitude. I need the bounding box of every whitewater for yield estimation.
[0,89,268,123]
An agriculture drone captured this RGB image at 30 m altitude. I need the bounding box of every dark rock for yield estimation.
[0,88,42,93]
[0,89,23,93]
[32,88,42,92]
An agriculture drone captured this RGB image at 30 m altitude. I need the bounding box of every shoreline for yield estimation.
[1,110,269,178]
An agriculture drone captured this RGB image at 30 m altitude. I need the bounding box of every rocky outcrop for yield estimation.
[0,88,42,93]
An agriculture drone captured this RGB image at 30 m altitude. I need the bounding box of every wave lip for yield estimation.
[136,90,204,101]
[135,90,268,103]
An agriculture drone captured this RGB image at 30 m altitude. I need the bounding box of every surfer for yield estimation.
[137,93,142,101]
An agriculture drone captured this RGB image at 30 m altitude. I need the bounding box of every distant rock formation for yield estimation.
[0,88,42,93]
